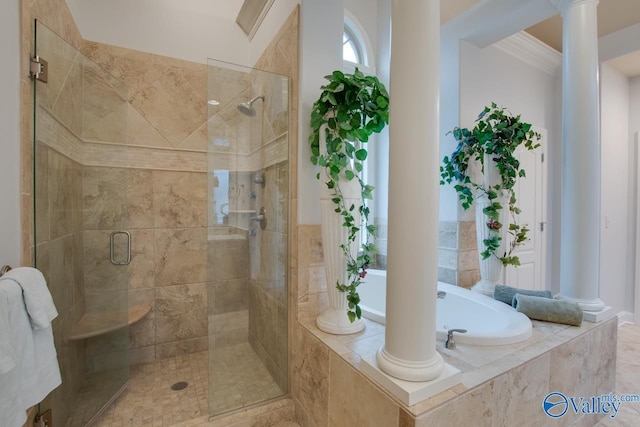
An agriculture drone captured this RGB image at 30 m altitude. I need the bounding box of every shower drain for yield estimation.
[171,381,188,391]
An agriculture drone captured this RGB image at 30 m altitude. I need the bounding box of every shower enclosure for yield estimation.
[32,21,289,426]
[206,60,289,415]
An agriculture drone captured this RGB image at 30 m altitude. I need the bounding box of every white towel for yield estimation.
[0,279,61,427]
[0,289,18,374]
[0,267,58,329]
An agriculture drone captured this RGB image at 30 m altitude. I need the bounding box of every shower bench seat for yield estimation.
[67,303,152,341]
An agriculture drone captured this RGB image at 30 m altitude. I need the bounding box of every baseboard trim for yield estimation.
[617,311,635,326]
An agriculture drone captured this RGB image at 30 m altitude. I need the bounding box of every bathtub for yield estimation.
[358,269,532,346]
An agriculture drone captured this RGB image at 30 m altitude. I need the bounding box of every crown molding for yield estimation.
[493,31,562,76]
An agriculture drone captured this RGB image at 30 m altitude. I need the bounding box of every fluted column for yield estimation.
[376,0,443,381]
[552,0,606,313]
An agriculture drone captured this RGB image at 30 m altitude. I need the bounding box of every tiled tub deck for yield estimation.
[293,314,618,427]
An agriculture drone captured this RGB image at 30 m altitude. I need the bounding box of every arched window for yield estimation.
[342,15,374,73]
[343,26,363,65]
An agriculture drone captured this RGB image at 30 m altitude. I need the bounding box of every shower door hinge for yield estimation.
[30,55,48,83]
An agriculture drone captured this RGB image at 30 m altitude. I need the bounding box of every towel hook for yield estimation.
[0,265,12,277]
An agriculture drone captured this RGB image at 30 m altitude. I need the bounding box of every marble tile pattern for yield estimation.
[292,324,330,427]
[595,324,640,427]
[436,220,480,288]
[293,313,619,427]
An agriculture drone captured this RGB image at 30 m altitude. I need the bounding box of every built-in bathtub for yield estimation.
[358,269,533,345]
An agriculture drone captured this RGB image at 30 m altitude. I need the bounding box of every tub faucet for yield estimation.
[437,291,446,299]
[445,328,467,349]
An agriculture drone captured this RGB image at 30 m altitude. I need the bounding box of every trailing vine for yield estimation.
[440,103,541,266]
[309,69,390,322]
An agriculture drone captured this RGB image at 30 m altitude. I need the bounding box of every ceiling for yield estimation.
[442,0,640,77]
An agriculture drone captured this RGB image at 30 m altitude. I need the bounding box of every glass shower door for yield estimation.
[33,21,131,427]
[207,59,289,416]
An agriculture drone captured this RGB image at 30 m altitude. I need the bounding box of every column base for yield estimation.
[582,306,614,323]
[361,352,461,406]
[471,279,497,297]
[316,308,365,335]
[555,293,606,313]
[376,346,444,382]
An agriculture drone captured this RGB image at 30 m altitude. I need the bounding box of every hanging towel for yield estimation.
[0,267,58,329]
[493,284,553,306]
[513,294,583,326]
[0,275,61,427]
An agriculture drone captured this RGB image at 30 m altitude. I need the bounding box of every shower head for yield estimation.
[237,95,265,117]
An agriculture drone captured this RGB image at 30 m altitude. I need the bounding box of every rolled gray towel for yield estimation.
[513,294,583,326]
[493,284,553,305]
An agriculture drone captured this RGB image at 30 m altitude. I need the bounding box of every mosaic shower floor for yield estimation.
[88,342,282,427]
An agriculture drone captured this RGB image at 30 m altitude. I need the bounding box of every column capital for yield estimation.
[550,0,599,14]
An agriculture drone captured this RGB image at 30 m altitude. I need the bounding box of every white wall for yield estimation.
[458,42,557,206]
[600,64,631,315]
[627,76,640,314]
[298,0,344,224]
[439,39,462,222]
[371,0,391,242]
[459,41,556,140]
[66,0,250,65]
[67,0,298,67]
[0,0,22,267]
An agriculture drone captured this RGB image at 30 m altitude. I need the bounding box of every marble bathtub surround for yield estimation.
[293,312,616,426]
[294,221,614,423]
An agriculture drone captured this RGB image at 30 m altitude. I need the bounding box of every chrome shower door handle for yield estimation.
[110,230,131,265]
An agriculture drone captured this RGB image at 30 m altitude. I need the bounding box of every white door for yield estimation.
[505,129,547,290]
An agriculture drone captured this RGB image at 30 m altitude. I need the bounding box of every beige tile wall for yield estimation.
[437,221,480,288]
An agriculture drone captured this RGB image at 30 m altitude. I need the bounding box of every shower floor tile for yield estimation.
[91,351,209,427]
[89,342,284,426]
[208,341,284,415]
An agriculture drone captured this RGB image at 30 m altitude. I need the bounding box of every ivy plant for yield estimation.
[309,69,390,322]
[440,103,541,266]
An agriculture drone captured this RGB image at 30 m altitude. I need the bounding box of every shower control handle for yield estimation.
[250,207,267,230]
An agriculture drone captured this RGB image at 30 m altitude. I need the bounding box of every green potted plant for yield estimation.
[440,103,541,295]
[309,69,389,333]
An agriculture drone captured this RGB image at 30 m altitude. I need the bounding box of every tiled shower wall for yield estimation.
[247,10,298,394]
[34,139,86,427]
[249,161,289,391]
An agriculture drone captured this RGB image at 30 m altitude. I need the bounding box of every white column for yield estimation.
[553,0,606,314]
[376,0,443,382]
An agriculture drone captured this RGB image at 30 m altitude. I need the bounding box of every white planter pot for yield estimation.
[472,154,508,297]
[472,194,509,296]
[316,122,365,334]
